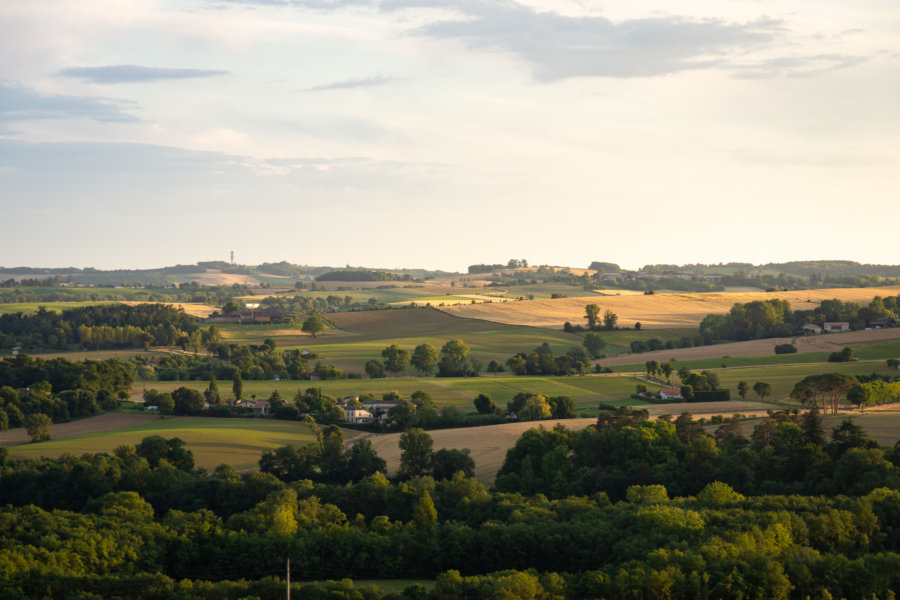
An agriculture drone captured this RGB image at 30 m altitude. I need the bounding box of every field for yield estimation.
[2,415,317,470]
[144,373,660,414]
[599,327,900,369]
[437,285,900,329]
[0,300,218,318]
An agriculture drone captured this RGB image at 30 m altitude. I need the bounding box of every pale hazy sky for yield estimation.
[1,0,897,271]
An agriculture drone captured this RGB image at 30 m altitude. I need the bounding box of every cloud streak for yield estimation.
[58,65,229,84]
[305,75,403,92]
[0,83,139,123]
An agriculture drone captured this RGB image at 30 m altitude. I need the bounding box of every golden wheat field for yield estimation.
[436,286,900,329]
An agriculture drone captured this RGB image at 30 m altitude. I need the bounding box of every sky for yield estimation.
[1,0,898,272]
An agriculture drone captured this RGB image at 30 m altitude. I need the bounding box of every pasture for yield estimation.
[2,416,317,471]
[436,285,900,329]
[144,373,657,413]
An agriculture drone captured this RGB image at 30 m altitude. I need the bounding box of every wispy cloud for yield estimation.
[305,75,403,92]
[0,83,139,123]
[58,65,229,84]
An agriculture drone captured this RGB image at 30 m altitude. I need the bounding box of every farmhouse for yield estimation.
[824,322,851,333]
[343,406,373,424]
[658,388,683,400]
[241,400,270,416]
[802,324,823,335]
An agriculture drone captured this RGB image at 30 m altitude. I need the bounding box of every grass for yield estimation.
[5,417,317,470]
[144,373,653,414]
[0,301,115,315]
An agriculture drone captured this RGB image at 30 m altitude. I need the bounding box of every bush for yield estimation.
[774,343,797,354]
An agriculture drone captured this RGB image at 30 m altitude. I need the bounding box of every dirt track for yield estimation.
[598,327,900,367]
[0,413,156,446]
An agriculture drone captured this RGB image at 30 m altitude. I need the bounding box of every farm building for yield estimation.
[343,406,373,424]
[824,322,851,333]
[658,388,683,400]
[801,324,823,334]
[870,318,898,329]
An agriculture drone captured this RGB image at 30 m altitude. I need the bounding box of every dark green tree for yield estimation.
[585,304,601,329]
[411,343,438,375]
[381,344,410,375]
[399,427,433,478]
[301,312,325,338]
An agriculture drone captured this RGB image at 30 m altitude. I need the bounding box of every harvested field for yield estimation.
[120,301,218,318]
[359,418,597,484]
[187,271,261,286]
[599,327,900,367]
[437,286,900,329]
[0,413,156,446]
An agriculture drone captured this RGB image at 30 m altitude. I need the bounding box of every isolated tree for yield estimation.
[583,332,606,358]
[585,304,601,329]
[411,343,438,375]
[660,362,673,382]
[365,359,386,379]
[399,427,434,478]
[381,344,410,375]
[753,381,772,402]
[603,310,618,330]
[301,312,325,338]
[25,413,52,442]
[737,381,749,400]
[232,370,243,401]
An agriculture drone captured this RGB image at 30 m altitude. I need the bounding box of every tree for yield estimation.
[399,427,433,478]
[432,448,475,480]
[411,343,438,375]
[412,490,437,535]
[753,381,772,401]
[345,439,387,481]
[205,376,222,405]
[585,304,601,329]
[232,370,243,401]
[583,332,606,358]
[157,393,174,417]
[381,344,410,376]
[172,387,205,415]
[25,413,51,442]
[737,381,749,400]
[603,310,618,330]
[518,395,552,421]
[474,393,497,415]
[437,339,470,377]
[660,362,673,382]
[365,359,386,379]
[301,312,325,338]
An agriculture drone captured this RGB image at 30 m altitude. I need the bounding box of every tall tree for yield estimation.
[25,413,51,442]
[603,310,618,330]
[584,304,601,329]
[399,427,433,478]
[232,370,243,401]
[437,339,470,377]
[737,381,749,400]
[583,332,606,358]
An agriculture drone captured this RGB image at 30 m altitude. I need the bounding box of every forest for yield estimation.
[5,410,900,598]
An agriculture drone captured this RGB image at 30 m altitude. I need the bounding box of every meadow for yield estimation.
[3,416,317,471]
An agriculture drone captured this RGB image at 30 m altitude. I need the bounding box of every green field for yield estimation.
[5,417,317,470]
[0,301,116,315]
[607,339,900,373]
[145,373,654,414]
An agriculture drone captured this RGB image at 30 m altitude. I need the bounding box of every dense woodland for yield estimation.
[5,412,900,598]
[0,304,201,351]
